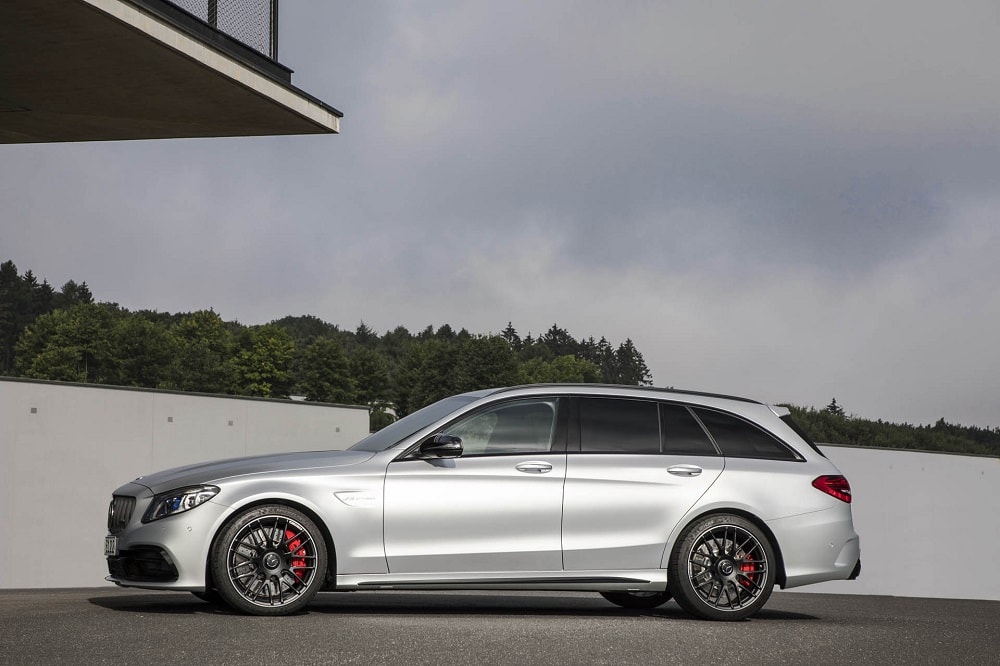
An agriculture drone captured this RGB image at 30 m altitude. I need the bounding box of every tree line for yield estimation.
[5,259,1000,455]
[787,399,1000,457]
[1,260,652,430]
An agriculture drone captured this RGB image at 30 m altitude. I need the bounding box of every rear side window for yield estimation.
[693,408,800,461]
[660,404,718,455]
[580,398,660,453]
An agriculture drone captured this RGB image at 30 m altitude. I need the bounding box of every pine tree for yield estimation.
[824,398,846,417]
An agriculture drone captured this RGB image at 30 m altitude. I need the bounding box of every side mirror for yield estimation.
[419,433,463,459]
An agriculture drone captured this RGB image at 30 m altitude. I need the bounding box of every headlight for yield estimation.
[142,485,220,523]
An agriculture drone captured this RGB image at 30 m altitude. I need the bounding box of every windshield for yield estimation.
[350,395,481,453]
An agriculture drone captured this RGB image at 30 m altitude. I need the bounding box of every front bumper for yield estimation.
[105,483,230,590]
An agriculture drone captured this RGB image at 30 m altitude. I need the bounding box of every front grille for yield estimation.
[107,496,136,533]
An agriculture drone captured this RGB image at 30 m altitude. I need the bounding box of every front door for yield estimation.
[384,397,566,574]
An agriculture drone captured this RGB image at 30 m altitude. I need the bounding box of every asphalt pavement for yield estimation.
[1,588,996,665]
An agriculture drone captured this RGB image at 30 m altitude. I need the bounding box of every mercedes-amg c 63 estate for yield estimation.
[105,384,860,620]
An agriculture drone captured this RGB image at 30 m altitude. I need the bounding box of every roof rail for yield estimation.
[489,383,763,405]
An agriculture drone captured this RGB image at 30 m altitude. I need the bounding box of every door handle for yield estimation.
[516,462,553,474]
[667,464,703,477]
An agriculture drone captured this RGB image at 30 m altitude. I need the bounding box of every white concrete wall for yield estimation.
[805,445,1000,601]
[0,379,369,589]
[2,380,997,600]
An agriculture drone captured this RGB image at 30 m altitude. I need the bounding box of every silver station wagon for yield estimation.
[105,384,861,620]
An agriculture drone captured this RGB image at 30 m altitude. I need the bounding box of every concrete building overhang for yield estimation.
[0,0,342,143]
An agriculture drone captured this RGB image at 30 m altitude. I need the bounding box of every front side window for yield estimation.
[580,398,660,453]
[447,399,559,456]
[692,408,800,461]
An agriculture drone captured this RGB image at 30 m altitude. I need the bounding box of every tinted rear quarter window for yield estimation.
[660,403,718,455]
[693,408,800,461]
[780,413,827,458]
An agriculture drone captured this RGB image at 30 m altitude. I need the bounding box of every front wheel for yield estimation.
[600,591,672,609]
[211,504,328,616]
[668,514,776,621]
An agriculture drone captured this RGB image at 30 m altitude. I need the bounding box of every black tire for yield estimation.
[668,514,776,621]
[211,504,328,616]
[600,591,672,609]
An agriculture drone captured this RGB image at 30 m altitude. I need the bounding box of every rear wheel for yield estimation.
[211,504,327,616]
[668,514,775,621]
[600,590,672,609]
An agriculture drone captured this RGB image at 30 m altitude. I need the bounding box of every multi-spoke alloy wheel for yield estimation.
[211,505,327,615]
[668,514,776,621]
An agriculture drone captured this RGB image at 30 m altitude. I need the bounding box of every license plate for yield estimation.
[104,535,118,557]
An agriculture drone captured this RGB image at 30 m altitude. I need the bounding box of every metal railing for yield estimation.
[168,0,278,60]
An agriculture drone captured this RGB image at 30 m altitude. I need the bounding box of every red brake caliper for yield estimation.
[739,559,757,588]
[285,529,307,581]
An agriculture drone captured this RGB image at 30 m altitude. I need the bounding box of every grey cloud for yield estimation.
[5,1,1000,427]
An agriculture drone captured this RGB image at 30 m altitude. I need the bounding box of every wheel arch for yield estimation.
[204,497,339,592]
[668,508,787,588]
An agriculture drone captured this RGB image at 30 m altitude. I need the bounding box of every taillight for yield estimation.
[812,475,852,503]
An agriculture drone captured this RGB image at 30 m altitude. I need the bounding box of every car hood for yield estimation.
[131,449,375,495]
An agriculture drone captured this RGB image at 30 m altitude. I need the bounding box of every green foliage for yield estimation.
[347,346,397,431]
[613,338,653,386]
[232,324,295,398]
[15,303,123,383]
[521,355,601,383]
[3,259,657,433]
[501,322,522,351]
[786,405,1000,457]
[393,334,527,415]
[823,398,845,417]
[115,312,177,388]
[164,310,236,394]
[457,336,522,391]
[271,314,340,347]
[0,260,91,373]
[7,256,1000,453]
[407,338,463,412]
[354,322,380,349]
[52,280,93,310]
[349,348,391,406]
[392,339,428,417]
[539,324,580,358]
[297,337,356,404]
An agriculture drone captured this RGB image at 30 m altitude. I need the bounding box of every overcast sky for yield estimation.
[4,1,1000,427]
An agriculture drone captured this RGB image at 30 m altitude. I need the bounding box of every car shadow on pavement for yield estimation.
[88,593,236,615]
[88,591,817,621]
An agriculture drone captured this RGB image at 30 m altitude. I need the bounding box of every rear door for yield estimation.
[562,398,724,570]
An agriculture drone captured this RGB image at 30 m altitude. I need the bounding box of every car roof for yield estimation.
[478,384,763,405]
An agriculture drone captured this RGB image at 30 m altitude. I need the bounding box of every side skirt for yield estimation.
[335,570,669,592]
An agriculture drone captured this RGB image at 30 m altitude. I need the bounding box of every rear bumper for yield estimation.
[767,506,861,589]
